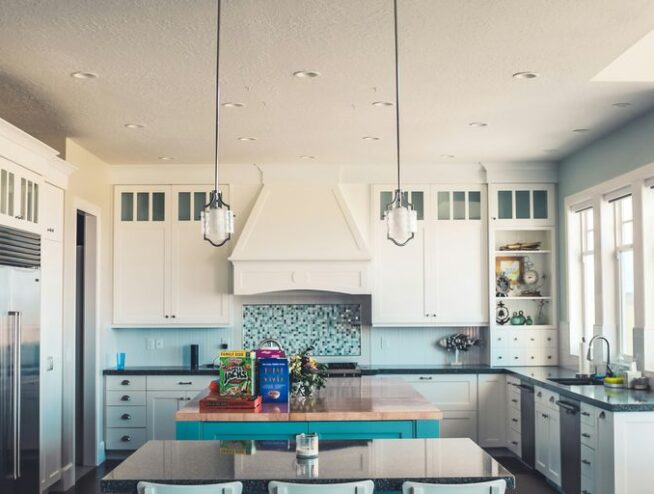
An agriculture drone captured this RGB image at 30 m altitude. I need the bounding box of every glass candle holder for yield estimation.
[295,433,319,458]
[295,457,319,478]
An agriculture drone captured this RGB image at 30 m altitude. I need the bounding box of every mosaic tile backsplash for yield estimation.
[242,304,361,356]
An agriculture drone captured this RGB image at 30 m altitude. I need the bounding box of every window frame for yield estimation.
[613,195,635,357]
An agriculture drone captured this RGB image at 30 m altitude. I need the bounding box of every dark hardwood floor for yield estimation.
[63,452,556,494]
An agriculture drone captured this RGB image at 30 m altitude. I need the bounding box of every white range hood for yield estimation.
[229,184,371,294]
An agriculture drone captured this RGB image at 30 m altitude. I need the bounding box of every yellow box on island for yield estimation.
[219,350,256,397]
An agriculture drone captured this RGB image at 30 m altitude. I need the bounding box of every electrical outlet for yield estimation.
[146,338,155,350]
[155,339,164,350]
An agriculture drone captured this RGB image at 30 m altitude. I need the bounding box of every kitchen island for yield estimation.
[101,438,514,493]
[176,377,442,440]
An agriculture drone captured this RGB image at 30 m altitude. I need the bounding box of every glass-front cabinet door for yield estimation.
[0,157,41,234]
[490,184,555,226]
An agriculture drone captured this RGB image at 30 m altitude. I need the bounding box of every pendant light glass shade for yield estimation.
[201,190,234,247]
[385,189,417,246]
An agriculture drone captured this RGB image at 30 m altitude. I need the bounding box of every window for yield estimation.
[569,207,595,352]
[613,195,635,356]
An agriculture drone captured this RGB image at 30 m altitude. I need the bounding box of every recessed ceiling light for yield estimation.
[293,70,321,78]
[70,71,98,79]
[440,154,455,159]
[613,102,632,108]
[237,136,256,141]
[469,122,487,128]
[512,71,539,80]
[573,128,589,133]
[299,155,316,160]
[362,136,380,141]
[222,102,245,108]
[158,156,174,161]
[124,123,145,129]
[372,101,393,107]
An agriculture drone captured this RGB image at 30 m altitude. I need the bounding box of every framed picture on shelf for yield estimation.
[495,256,523,286]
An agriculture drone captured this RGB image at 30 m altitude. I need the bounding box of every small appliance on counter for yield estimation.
[323,362,361,378]
[190,344,199,370]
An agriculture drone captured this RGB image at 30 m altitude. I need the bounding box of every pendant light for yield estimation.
[384,0,417,246]
[201,0,235,247]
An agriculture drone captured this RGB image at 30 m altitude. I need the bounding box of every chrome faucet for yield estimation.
[586,336,613,376]
[258,338,285,351]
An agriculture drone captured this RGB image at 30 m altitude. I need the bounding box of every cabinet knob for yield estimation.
[542,413,548,418]
[165,315,169,319]
[121,414,132,420]
[179,397,185,401]
[121,395,131,402]
[186,397,191,401]
[171,315,176,319]
[582,491,591,494]
[511,399,518,403]
[599,411,606,419]
[549,396,555,402]
[121,379,131,386]
[537,392,542,397]
[121,435,131,442]
[15,215,23,220]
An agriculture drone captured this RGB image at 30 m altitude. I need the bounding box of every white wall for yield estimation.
[62,138,113,483]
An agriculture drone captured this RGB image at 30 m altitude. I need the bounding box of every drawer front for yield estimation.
[582,473,595,494]
[491,348,508,367]
[581,403,597,427]
[508,406,521,433]
[106,427,147,450]
[403,375,477,411]
[581,422,597,449]
[492,333,508,349]
[106,376,146,391]
[146,375,212,391]
[106,390,146,406]
[507,427,521,457]
[506,375,521,387]
[581,444,596,479]
[106,406,146,428]
[508,391,521,411]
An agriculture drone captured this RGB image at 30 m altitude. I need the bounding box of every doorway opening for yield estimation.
[74,209,99,479]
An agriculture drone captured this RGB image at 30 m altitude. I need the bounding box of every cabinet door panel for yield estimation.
[146,391,187,440]
[114,225,168,324]
[403,374,477,411]
[548,413,562,486]
[439,411,478,441]
[170,186,231,325]
[478,374,506,447]
[534,404,549,475]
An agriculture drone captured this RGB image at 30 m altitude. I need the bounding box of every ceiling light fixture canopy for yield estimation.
[384,0,417,247]
[202,0,234,247]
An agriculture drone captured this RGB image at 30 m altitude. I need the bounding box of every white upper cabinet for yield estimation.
[0,157,42,233]
[490,184,555,226]
[372,184,488,326]
[113,185,231,326]
[41,182,64,242]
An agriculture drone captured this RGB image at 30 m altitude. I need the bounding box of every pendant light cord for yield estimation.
[213,0,222,193]
[393,0,401,192]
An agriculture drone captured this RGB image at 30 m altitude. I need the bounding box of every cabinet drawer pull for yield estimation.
[178,381,193,385]
[121,413,132,420]
[511,441,518,446]
[537,391,542,397]
[599,411,606,419]
[582,433,591,438]
[121,435,131,442]
[121,379,131,386]
[511,399,518,403]
[542,413,548,419]
[178,397,185,401]
[582,459,591,465]
[582,491,591,494]
[511,418,518,423]
[120,395,131,402]
[418,376,433,381]
[186,397,191,401]
[581,412,591,417]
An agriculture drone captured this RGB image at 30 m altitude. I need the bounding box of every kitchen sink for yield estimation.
[548,377,603,386]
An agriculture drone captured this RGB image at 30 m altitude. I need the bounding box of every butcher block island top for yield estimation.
[176,377,443,422]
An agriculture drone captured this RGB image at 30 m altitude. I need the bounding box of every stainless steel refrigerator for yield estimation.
[0,225,40,494]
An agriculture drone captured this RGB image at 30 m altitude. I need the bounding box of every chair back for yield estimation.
[268,480,375,494]
[137,481,243,494]
[402,480,507,494]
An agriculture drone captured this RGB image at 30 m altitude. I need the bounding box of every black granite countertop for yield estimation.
[362,365,654,412]
[103,366,217,376]
[101,438,514,493]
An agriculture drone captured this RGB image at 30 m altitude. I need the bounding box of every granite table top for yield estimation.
[101,438,515,493]
[176,377,443,422]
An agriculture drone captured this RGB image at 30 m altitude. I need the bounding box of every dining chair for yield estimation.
[402,480,507,494]
[268,480,375,494]
[137,481,243,494]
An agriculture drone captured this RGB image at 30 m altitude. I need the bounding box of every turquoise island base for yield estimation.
[176,377,442,441]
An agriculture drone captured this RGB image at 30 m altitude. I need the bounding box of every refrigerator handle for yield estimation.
[9,310,21,480]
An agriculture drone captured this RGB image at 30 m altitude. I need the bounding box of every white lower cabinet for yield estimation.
[105,375,211,451]
[534,386,561,487]
[477,374,506,447]
[396,374,478,441]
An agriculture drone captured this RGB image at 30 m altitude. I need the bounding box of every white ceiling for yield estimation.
[1,0,654,166]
